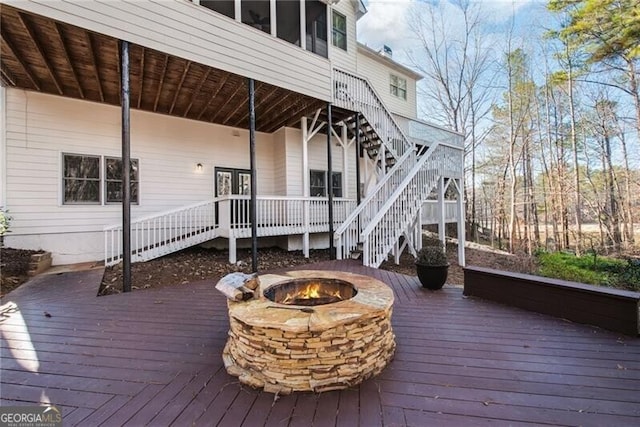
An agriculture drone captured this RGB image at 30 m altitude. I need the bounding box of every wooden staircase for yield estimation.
[332,68,463,267]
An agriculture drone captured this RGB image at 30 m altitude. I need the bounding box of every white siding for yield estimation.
[356,48,418,119]
[282,128,357,199]
[272,127,287,195]
[4,89,275,263]
[329,1,358,73]
[10,0,331,101]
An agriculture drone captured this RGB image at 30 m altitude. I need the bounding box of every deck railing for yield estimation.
[104,196,356,266]
[218,195,356,238]
[421,200,461,224]
[407,119,465,148]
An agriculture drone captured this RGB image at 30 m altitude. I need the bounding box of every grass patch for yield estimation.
[536,251,640,291]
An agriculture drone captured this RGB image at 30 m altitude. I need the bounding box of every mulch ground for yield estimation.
[2,239,536,297]
[100,236,535,295]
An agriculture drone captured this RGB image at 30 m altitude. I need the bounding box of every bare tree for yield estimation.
[408,0,494,241]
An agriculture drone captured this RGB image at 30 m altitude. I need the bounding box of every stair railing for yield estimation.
[333,68,414,162]
[332,68,419,260]
[334,148,415,260]
[360,143,462,267]
[104,199,218,266]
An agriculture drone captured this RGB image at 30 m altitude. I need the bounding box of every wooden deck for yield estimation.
[1,260,639,426]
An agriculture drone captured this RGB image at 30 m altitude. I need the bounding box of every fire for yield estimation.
[281,282,342,304]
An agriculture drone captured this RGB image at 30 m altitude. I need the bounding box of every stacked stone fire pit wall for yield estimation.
[222,271,396,394]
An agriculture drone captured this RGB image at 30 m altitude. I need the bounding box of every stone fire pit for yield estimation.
[222,270,395,394]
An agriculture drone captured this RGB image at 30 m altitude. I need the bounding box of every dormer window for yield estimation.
[390,74,407,100]
[332,11,347,51]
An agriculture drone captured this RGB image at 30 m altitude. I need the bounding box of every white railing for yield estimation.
[407,119,465,148]
[332,68,421,261]
[104,199,218,267]
[422,200,460,224]
[361,144,462,267]
[104,196,357,266]
[333,68,414,161]
[334,149,416,260]
[332,67,465,266]
[218,196,356,238]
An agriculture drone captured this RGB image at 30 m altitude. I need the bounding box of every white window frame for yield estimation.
[390,74,407,100]
[310,169,342,198]
[61,153,140,206]
[332,10,347,51]
[62,153,102,205]
[104,156,140,205]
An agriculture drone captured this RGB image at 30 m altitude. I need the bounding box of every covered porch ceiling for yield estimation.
[0,5,352,133]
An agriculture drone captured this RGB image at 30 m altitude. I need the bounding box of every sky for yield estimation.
[357,0,549,69]
[355,0,639,168]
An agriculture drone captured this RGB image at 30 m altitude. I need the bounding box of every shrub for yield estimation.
[0,207,10,236]
[0,208,11,248]
[536,251,625,286]
[614,259,640,292]
[415,244,448,267]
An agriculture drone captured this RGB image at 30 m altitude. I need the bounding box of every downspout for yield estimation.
[120,40,131,293]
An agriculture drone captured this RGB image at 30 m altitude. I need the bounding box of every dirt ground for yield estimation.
[2,238,535,297]
[0,248,43,297]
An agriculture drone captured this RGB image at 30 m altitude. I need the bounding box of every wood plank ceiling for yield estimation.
[0,5,328,133]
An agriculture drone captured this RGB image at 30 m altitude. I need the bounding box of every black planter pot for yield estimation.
[416,263,449,290]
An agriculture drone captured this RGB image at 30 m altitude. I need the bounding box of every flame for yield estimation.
[281,282,342,304]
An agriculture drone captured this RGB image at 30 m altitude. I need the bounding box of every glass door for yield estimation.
[215,168,252,227]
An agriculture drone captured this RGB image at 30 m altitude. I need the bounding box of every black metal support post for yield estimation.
[355,113,362,206]
[248,78,258,272]
[120,40,131,292]
[327,103,335,259]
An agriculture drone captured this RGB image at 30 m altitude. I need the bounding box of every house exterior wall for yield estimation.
[356,47,419,119]
[272,127,287,195]
[3,89,360,264]
[3,89,278,264]
[11,0,332,102]
[282,127,357,199]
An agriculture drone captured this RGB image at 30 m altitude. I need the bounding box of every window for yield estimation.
[310,170,342,197]
[277,0,301,46]
[105,157,139,204]
[63,154,101,204]
[62,154,139,205]
[199,0,234,19]
[306,0,327,58]
[310,170,326,197]
[331,171,342,197]
[242,0,271,34]
[390,74,407,100]
[332,11,347,50]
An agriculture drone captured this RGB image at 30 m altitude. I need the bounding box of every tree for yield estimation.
[548,0,640,154]
[407,0,494,241]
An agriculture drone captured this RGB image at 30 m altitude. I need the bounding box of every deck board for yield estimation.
[1,260,639,426]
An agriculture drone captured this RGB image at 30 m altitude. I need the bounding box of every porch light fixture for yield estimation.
[196,163,203,172]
